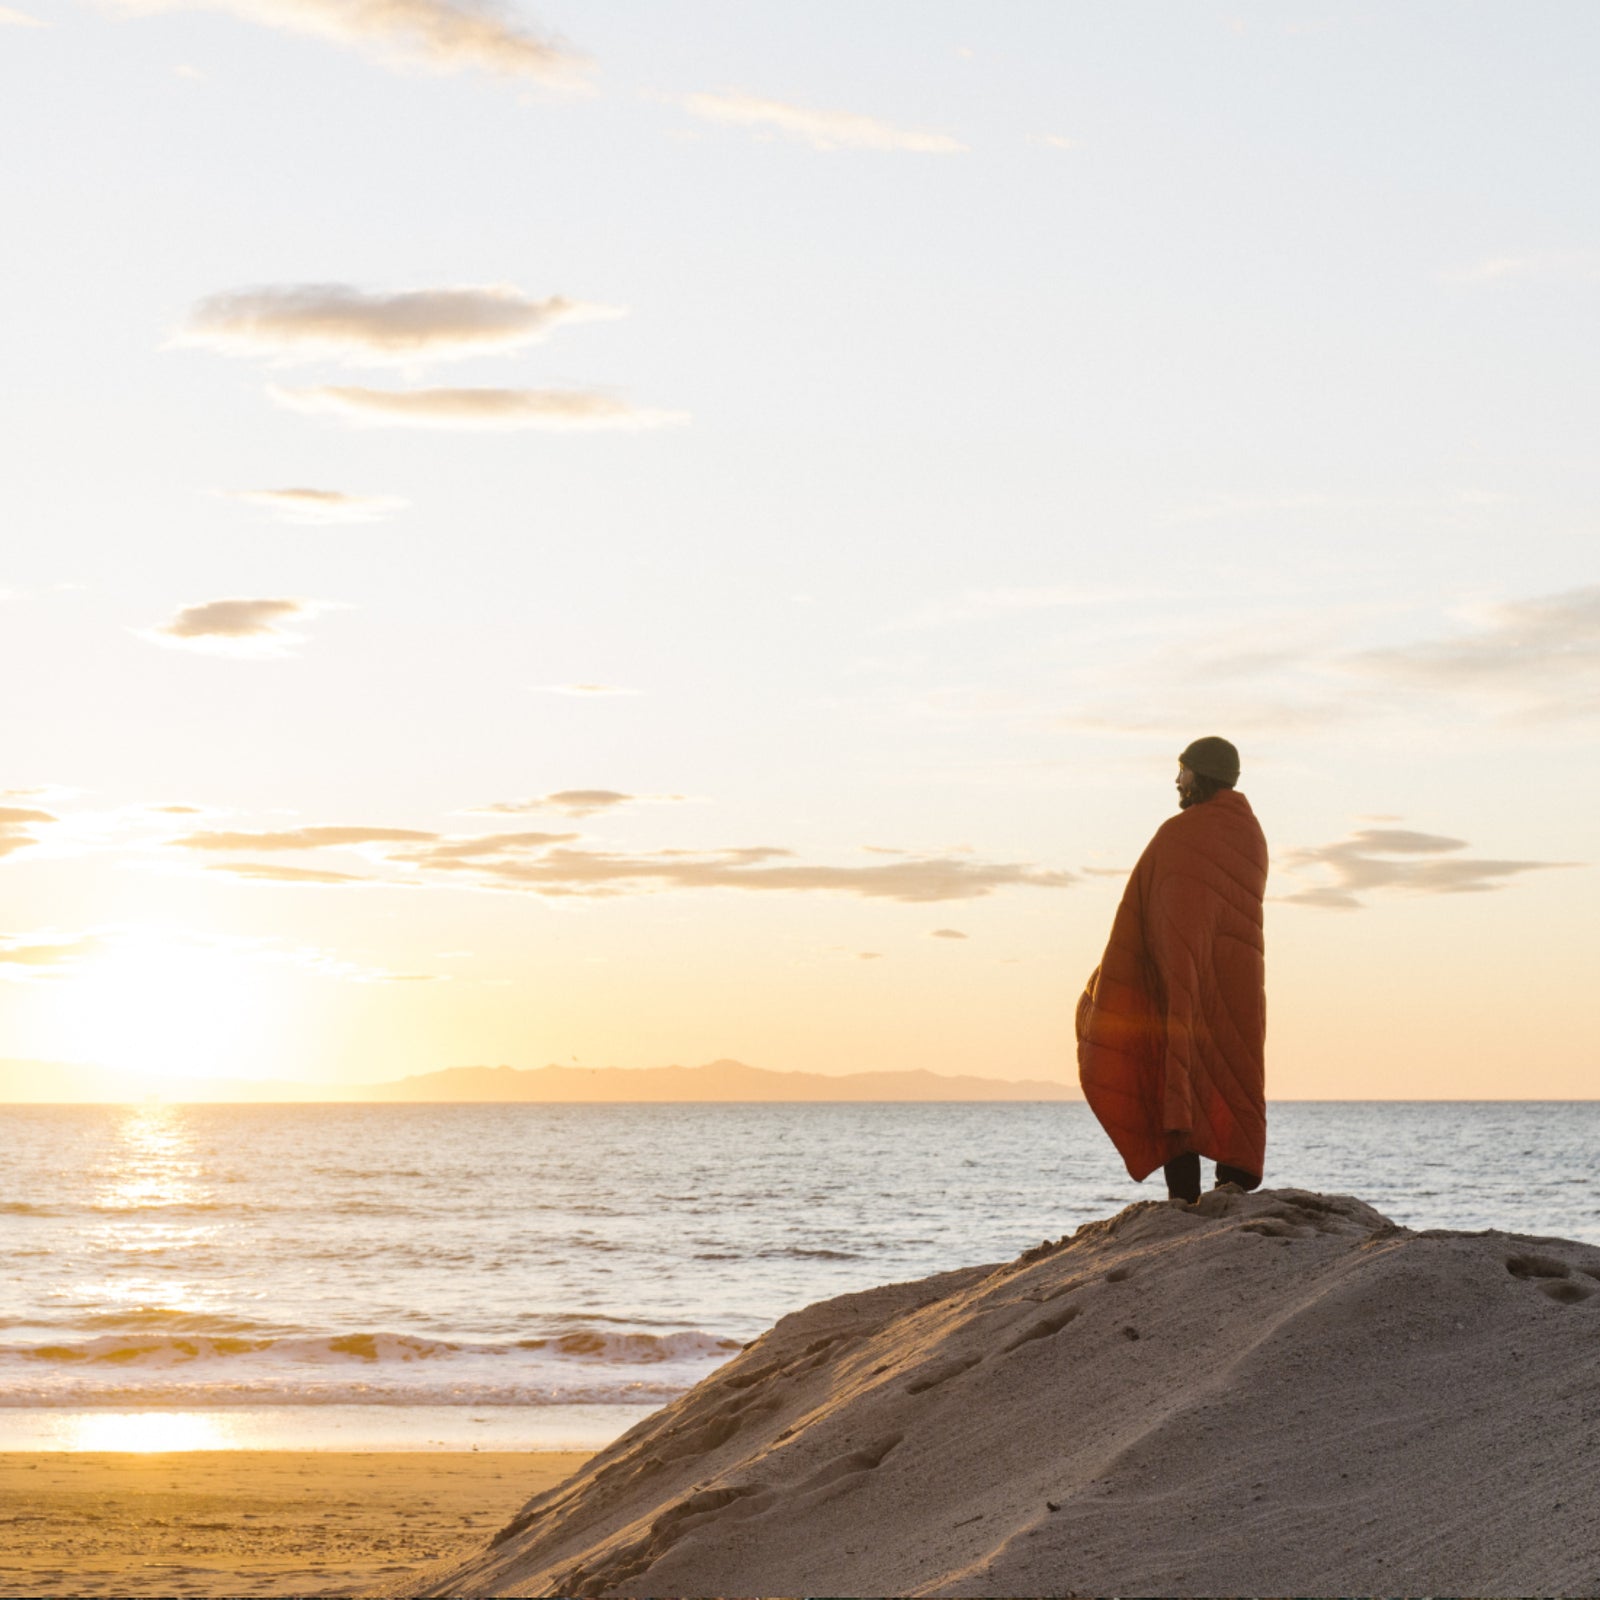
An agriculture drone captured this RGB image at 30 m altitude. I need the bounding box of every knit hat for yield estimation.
[1178,736,1240,785]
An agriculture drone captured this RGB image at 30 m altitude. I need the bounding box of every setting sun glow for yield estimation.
[44,933,272,1090]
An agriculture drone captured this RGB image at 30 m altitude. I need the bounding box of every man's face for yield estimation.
[1176,763,1200,811]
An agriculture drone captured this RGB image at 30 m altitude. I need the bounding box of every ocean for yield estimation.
[3,1100,1596,1450]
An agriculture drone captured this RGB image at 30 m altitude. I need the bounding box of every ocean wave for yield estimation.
[759,1246,862,1261]
[518,1330,740,1363]
[0,1324,740,1409]
[73,1308,283,1336]
[2,1326,740,1372]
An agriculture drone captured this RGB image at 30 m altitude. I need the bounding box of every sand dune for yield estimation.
[389,1188,1600,1598]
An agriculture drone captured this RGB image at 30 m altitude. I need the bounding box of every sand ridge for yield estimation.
[388,1188,1600,1598]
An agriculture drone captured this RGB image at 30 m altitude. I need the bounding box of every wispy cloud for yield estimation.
[180,284,618,365]
[682,90,966,153]
[175,825,437,851]
[162,806,1071,903]
[1348,585,1600,718]
[1029,133,1081,151]
[270,385,687,430]
[207,862,374,885]
[398,830,578,863]
[1278,826,1577,910]
[407,844,1073,902]
[222,487,408,524]
[898,582,1600,746]
[532,682,641,696]
[0,5,45,24]
[0,806,56,859]
[1445,248,1600,284]
[929,927,968,939]
[0,934,96,975]
[110,0,585,82]
[474,789,680,819]
[144,597,331,656]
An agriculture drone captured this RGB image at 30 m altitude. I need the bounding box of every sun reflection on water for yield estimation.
[73,1103,222,1325]
[101,1103,207,1212]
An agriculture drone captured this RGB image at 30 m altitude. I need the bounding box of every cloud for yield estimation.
[682,90,966,153]
[1277,826,1577,910]
[181,284,617,365]
[397,830,579,863]
[1347,586,1600,717]
[0,935,97,973]
[1029,134,1081,151]
[271,385,686,430]
[0,806,55,858]
[175,825,438,851]
[110,0,585,81]
[0,5,44,23]
[161,808,1071,904]
[207,862,373,885]
[146,597,326,656]
[475,789,679,818]
[1445,249,1600,285]
[532,682,641,696]
[929,927,968,939]
[408,844,1074,902]
[223,487,408,524]
[857,951,884,960]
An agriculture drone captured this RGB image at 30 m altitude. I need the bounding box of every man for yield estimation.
[1075,736,1268,1204]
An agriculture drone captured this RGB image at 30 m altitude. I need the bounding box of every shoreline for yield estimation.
[0,1449,588,1598]
[0,1403,656,1454]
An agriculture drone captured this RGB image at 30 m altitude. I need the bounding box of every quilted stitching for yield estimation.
[1076,789,1268,1183]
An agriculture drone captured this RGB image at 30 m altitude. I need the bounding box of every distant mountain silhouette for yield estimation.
[363,1059,1078,1102]
[0,1056,1078,1103]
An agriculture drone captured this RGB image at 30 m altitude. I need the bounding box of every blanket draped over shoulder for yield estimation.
[1076,788,1268,1182]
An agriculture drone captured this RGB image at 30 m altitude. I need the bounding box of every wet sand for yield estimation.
[0,1450,589,1597]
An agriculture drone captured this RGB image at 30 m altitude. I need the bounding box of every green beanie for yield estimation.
[1178,736,1240,785]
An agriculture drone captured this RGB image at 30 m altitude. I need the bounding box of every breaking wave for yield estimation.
[0,1326,741,1407]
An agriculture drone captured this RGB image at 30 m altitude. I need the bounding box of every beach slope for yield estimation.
[394,1188,1600,1598]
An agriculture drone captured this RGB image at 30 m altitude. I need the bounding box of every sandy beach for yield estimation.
[0,1450,588,1598]
[392,1188,1600,1598]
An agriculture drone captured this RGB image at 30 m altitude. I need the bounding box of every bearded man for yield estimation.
[1076,736,1268,1204]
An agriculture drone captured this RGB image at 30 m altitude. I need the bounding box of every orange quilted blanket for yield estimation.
[1076,788,1268,1182]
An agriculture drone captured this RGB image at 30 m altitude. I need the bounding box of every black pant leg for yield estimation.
[1214,1162,1261,1191]
[1164,1151,1201,1202]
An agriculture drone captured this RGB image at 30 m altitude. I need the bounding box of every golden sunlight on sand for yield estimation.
[0,1451,587,1599]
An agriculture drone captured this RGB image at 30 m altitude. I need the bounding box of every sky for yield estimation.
[2,0,1597,1098]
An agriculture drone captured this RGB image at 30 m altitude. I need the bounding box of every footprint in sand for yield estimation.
[1238,1217,1300,1239]
[905,1354,981,1394]
[1000,1304,1082,1354]
[793,1432,903,1495]
[1504,1253,1597,1304]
